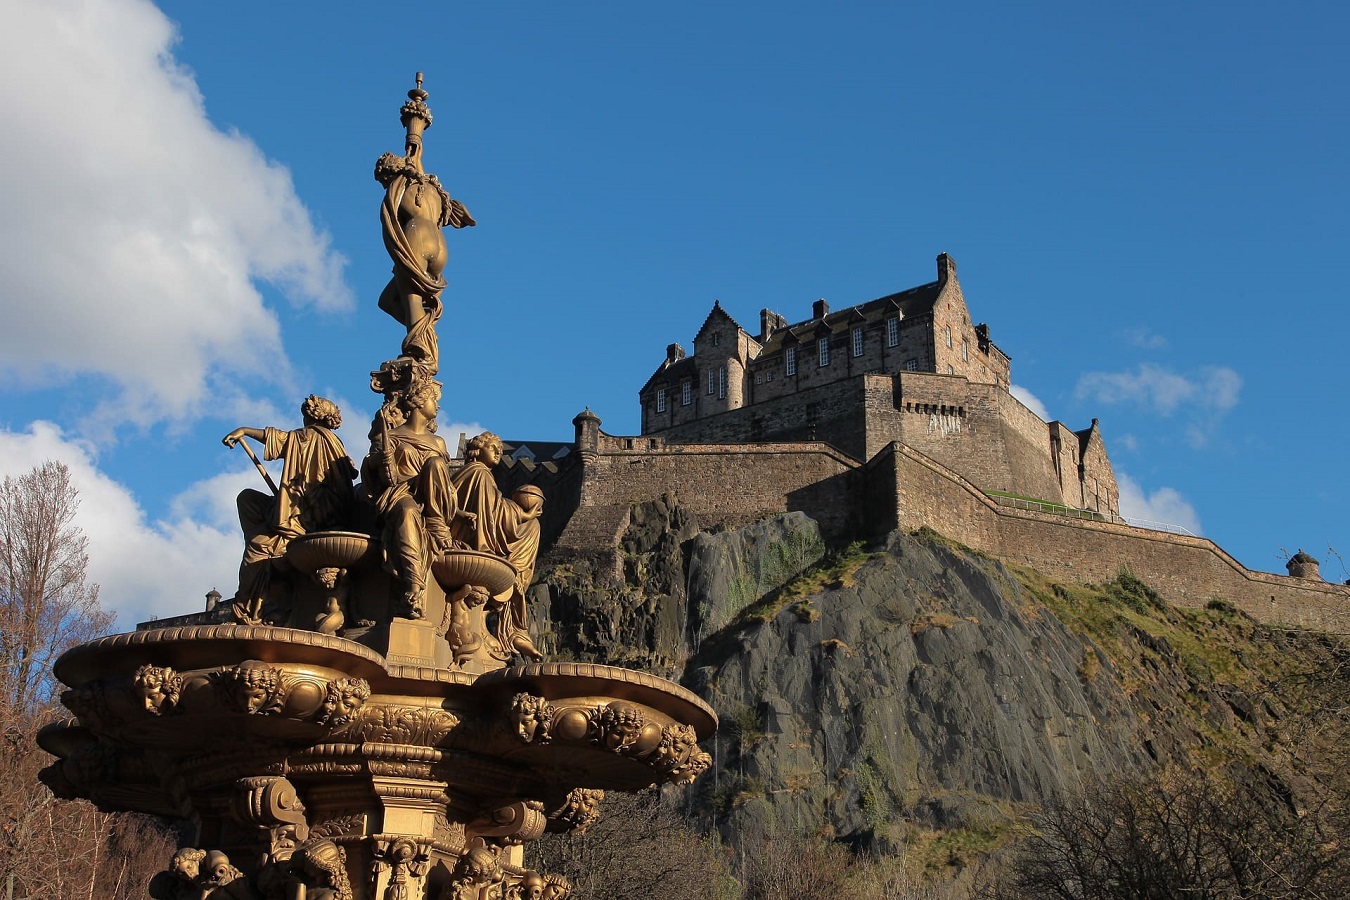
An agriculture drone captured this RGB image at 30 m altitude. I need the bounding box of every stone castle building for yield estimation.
[484,253,1348,635]
[638,254,1118,517]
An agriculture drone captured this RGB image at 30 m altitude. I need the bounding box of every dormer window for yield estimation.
[852,327,864,357]
[656,388,667,412]
[786,346,797,376]
[818,337,830,367]
[886,317,899,347]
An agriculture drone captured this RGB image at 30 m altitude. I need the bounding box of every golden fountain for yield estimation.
[38,74,714,900]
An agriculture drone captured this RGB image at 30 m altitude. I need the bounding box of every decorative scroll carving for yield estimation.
[233,776,310,863]
[521,698,714,785]
[466,799,546,846]
[308,813,367,842]
[333,703,459,746]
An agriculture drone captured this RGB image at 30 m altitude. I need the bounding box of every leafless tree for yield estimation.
[0,460,112,716]
[0,461,172,898]
[531,789,737,899]
[985,766,1349,900]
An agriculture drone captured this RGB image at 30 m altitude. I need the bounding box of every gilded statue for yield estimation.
[375,74,475,370]
[223,396,357,624]
[361,379,458,618]
[451,433,544,660]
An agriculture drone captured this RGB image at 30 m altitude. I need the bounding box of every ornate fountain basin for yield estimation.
[431,549,517,594]
[285,531,382,573]
[39,624,716,898]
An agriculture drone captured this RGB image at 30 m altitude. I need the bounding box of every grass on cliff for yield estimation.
[728,540,881,629]
[1007,560,1348,767]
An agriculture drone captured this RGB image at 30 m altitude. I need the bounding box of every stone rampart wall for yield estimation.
[552,438,862,555]
[879,443,1350,633]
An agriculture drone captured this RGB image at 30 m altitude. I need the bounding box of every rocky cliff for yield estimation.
[527,500,1336,859]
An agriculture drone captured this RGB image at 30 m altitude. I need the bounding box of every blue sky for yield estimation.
[1,0,1347,625]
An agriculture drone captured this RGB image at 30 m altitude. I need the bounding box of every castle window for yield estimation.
[962,339,969,362]
[707,370,715,395]
[886,317,899,347]
[945,325,952,348]
[946,365,955,375]
[786,346,797,376]
[656,389,667,412]
[767,372,773,382]
[717,366,727,399]
[818,337,830,367]
[904,359,919,371]
[712,332,721,347]
[852,327,864,357]
[681,382,691,405]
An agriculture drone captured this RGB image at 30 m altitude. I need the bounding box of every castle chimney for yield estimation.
[665,343,685,365]
[937,253,957,282]
[812,298,830,320]
[1286,550,1321,580]
[760,309,782,342]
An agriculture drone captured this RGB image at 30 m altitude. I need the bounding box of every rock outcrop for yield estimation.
[528,503,1322,851]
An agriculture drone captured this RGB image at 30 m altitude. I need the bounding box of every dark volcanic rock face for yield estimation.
[530,506,1292,849]
[685,531,1158,845]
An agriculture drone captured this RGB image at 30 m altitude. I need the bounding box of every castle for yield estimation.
[637,254,1119,520]
[489,253,1350,635]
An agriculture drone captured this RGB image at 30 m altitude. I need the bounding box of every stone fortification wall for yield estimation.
[866,372,1071,508]
[549,434,862,556]
[875,443,1350,633]
[647,377,873,461]
[650,369,1099,515]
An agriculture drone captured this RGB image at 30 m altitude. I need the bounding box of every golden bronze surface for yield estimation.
[39,74,715,900]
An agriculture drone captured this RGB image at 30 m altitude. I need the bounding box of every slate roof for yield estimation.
[756,280,942,358]
[640,354,698,394]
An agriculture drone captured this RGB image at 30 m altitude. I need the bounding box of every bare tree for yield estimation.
[0,460,112,716]
[987,766,1350,900]
[0,461,171,897]
[531,789,737,899]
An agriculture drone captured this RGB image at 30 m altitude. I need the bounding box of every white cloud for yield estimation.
[1010,384,1050,422]
[0,0,351,433]
[1075,364,1241,418]
[0,421,244,629]
[1123,326,1168,350]
[1116,472,1202,536]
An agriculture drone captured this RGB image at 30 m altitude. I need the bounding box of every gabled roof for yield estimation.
[694,299,747,340]
[756,280,942,357]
